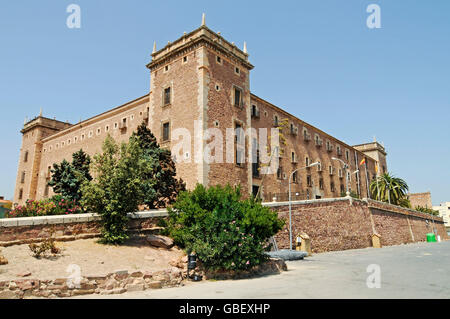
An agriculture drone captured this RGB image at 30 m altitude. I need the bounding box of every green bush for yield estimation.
[6,195,83,218]
[415,206,439,216]
[81,135,157,244]
[166,184,285,271]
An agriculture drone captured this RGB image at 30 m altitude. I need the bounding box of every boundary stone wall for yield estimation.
[267,198,447,253]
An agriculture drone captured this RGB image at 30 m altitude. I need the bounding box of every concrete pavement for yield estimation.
[75,240,450,299]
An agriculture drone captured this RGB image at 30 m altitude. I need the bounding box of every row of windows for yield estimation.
[249,106,355,162]
[42,111,147,153]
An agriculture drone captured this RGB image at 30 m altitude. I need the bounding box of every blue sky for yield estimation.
[0,0,449,205]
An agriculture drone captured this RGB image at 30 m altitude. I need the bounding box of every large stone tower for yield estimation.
[146,15,254,192]
[13,115,71,204]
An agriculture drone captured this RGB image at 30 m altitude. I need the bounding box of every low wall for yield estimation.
[0,199,447,252]
[266,198,447,253]
[0,211,168,247]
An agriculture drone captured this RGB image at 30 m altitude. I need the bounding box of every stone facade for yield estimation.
[408,192,433,209]
[270,198,447,253]
[13,22,385,205]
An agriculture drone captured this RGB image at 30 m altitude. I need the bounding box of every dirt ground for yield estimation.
[0,238,184,281]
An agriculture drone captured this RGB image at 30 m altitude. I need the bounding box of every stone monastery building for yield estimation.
[14,16,388,205]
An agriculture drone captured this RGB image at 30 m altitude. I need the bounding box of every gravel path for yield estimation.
[0,238,184,281]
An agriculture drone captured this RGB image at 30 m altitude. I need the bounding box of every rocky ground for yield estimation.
[0,237,184,282]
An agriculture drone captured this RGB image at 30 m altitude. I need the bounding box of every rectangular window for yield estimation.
[307,175,312,187]
[24,151,29,163]
[164,87,171,106]
[292,171,298,183]
[319,178,324,190]
[19,189,23,200]
[21,171,25,184]
[235,123,244,167]
[162,122,170,142]
[234,87,242,107]
[277,167,283,180]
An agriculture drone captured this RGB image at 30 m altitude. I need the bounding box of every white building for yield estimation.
[433,202,450,233]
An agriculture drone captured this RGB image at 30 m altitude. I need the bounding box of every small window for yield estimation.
[88,131,93,138]
[164,87,171,106]
[331,182,336,192]
[291,152,296,163]
[234,87,242,107]
[319,178,324,190]
[235,67,240,75]
[67,139,71,145]
[81,134,85,140]
[307,175,312,187]
[114,123,118,129]
[18,188,23,200]
[105,125,109,132]
[305,156,310,167]
[97,128,101,135]
[345,150,350,161]
[164,65,169,72]
[24,151,29,163]
[21,171,26,184]
[292,171,298,183]
[277,167,283,180]
[274,115,279,127]
[183,56,188,63]
[215,84,220,91]
[61,141,65,147]
[216,56,222,64]
[74,136,78,143]
[162,122,170,142]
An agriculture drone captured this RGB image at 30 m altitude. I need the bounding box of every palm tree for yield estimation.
[370,173,409,206]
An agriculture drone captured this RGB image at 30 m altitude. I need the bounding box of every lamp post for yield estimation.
[332,157,350,197]
[288,162,320,250]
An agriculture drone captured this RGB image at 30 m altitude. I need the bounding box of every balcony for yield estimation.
[303,133,311,141]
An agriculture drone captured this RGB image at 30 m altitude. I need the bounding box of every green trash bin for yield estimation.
[426,233,437,242]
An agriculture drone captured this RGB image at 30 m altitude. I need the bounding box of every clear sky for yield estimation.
[0,1,449,205]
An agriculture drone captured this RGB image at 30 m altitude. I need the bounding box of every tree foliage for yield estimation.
[48,149,92,204]
[80,135,157,244]
[370,173,409,206]
[415,206,439,216]
[165,184,285,271]
[132,122,186,209]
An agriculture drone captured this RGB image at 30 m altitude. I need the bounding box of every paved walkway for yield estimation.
[76,241,450,299]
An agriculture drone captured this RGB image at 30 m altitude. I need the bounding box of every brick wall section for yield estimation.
[270,199,374,253]
[0,211,166,247]
[269,198,448,253]
[408,192,432,209]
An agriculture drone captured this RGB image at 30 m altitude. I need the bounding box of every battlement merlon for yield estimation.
[146,25,254,71]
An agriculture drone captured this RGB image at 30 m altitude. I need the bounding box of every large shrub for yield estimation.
[132,122,186,209]
[166,184,284,271]
[6,195,83,218]
[81,135,157,244]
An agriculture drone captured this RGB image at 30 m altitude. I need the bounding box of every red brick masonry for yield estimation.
[268,198,447,253]
[0,200,447,252]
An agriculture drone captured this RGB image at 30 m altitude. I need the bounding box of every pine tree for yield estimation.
[48,149,92,204]
[132,122,186,209]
